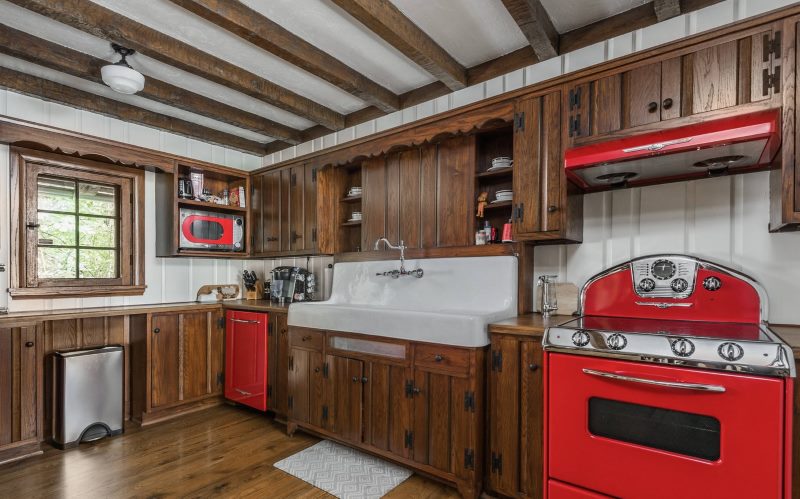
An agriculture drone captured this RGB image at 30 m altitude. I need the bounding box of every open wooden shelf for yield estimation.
[340,194,363,203]
[482,200,513,210]
[476,167,513,179]
[178,198,247,213]
[340,220,363,227]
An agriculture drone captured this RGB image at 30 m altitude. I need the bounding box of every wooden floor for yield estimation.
[0,405,460,498]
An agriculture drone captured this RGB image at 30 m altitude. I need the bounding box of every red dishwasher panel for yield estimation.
[548,353,786,499]
[225,310,268,411]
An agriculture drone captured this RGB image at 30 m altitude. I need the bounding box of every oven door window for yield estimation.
[588,397,721,461]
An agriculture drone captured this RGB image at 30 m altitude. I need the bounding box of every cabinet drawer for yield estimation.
[289,328,324,351]
[415,344,471,374]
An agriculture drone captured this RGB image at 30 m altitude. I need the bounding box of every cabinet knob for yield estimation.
[302,335,312,342]
[662,98,674,109]
[314,367,320,373]
[361,377,368,384]
[529,363,539,372]
[547,205,557,213]
[412,387,421,394]
[153,328,160,334]
[647,101,658,113]
[25,341,34,348]
[434,354,444,362]
[352,376,359,383]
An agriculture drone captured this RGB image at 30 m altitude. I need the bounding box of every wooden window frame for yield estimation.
[9,147,146,298]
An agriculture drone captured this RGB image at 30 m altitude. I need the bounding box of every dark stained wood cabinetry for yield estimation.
[287,328,485,498]
[251,164,319,256]
[773,15,800,231]
[268,311,290,419]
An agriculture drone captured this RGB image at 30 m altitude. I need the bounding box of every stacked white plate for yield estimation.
[348,211,362,222]
[494,189,513,203]
[347,186,362,197]
[488,156,513,171]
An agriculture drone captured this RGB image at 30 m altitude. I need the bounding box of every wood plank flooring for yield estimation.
[0,404,459,498]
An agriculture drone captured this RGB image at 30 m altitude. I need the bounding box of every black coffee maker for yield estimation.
[270,266,315,304]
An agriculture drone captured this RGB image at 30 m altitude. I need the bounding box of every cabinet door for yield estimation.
[363,362,412,457]
[289,165,305,251]
[150,314,180,408]
[225,310,268,411]
[0,325,40,447]
[262,171,281,254]
[436,135,475,247]
[514,91,563,238]
[182,311,210,401]
[210,310,225,395]
[327,355,363,443]
[361,156,387,251]
[487,336,520,496]
[288,348,323,423]
[280,169,291,252]
[623,62,662,128]
[519,340,544,498]
[251,174,264,255]
[304,164,318,252]
[274,313,289,416]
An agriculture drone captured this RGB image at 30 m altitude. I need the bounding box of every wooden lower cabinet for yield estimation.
[486,333,544,498]
[130,310,225,425]
[0,323,43,464]
[288,328,485,498]
[270,312,290,419]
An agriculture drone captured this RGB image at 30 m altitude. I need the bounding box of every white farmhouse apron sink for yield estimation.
[288,256,518,347]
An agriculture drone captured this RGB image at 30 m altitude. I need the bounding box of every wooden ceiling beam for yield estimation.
[329,0,467,91]
[0,66,269,155]
[167,0,400,113]
[500,0,558,60]
[7,0,345,130]
[654,0,683,22]
[0,24,302,145]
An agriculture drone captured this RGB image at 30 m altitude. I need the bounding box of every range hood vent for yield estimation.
[564,110,781,190]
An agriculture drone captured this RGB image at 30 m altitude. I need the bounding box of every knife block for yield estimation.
[244,281,264,300]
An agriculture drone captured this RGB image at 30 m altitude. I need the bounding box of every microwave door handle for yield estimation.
[582,368,726,393]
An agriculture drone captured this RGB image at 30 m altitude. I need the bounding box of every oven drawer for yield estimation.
[547,353,786,499]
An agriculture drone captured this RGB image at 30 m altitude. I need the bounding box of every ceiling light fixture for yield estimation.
[101,43,145,95]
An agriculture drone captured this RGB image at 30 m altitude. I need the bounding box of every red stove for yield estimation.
[543,255,794,499]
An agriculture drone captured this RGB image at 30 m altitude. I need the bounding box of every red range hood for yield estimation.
[564,110,781,190]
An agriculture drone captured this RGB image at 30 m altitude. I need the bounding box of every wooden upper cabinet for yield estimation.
[773,15,800,231]
[622,58,682,128]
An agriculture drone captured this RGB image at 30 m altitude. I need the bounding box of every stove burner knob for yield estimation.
[571,331,590,347]
[606,333,627,350]
[703,276,722,291]
[638,278,656,292]
[670,278,689,293]
[718,342,744,361]
[670,338,695,357]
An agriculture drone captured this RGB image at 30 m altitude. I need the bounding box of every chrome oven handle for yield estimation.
[229,318,260,324]
[235,388,252,396]
[582,368,726,393]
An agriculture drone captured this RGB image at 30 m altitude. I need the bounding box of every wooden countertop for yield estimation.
[0,299,291,326]
[771,325,800,356]
[488,314,576,338]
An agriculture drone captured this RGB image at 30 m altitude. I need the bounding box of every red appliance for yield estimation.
[543,255,795,499]
[224,310,268,411]
[179,208,244,251]
[564,110,781,191]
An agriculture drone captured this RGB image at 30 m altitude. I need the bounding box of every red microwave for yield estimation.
[179,209,244,251]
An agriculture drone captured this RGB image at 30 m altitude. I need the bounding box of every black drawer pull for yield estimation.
[25,341,34,348]
[647,101,658,113]
[662,98,673,109]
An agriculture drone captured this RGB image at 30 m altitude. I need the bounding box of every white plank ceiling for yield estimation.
[0,0,734,154]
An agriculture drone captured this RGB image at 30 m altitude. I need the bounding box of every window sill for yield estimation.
[9,285,146,299]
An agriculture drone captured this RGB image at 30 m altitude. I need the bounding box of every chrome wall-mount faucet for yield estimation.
[374,237,423,279]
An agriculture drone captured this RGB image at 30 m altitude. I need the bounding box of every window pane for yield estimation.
[37,213,76,246]
[37,247,76,279]
[38,177,76,212]
[79,217,116,248]
[78,182,116,216]
[79,249,117,278]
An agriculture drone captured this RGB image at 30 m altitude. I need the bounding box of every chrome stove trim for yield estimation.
[582,368,726,392]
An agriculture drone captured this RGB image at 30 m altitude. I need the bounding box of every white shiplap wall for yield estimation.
[0,89,333,313]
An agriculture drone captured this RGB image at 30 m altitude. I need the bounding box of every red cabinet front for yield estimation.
[547,353,786,499]
[225,310,268,411]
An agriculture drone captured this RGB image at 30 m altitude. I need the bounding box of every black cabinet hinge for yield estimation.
[312,227,317,243]
[322,362,329,378]
[311,168,317,182]
[268,322,273,336]
[464,391,475,412]
[513,112,525,132]
[491,452,502,474]
[405,380,416,398]
[404,430,414,449]
[217,316,226,329]
[568,115,582,137]
[288,396,293,410]
[464,449,475,470]
[291,173,297,187]
[568,87,582,109]
[491,350,503,372]
[322,405,328,421]
[763,31,782,62]
[763,66,782,96]
[289,355,294,370]
[216,372,224,385]
[267,384,272,397]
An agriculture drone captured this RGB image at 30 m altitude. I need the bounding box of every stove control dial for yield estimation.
[670,338,695,357]
[606,333,627,350]
[670,278,689,293]
[571,331,590,347]
[703,276,722,291]
[718,342,744,362]
[638,278,656,292]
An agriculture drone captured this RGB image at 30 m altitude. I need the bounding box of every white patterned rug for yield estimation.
[274,440,413,499]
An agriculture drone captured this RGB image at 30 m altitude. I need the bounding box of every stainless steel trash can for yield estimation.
[53,346,124,449]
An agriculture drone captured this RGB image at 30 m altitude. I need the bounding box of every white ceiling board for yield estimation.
[541,0,650,33]
[0,0,316,130]
[240,0,434,94]
[90,0,368,114]
[391,0,529,66]
[0,53,275,143]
